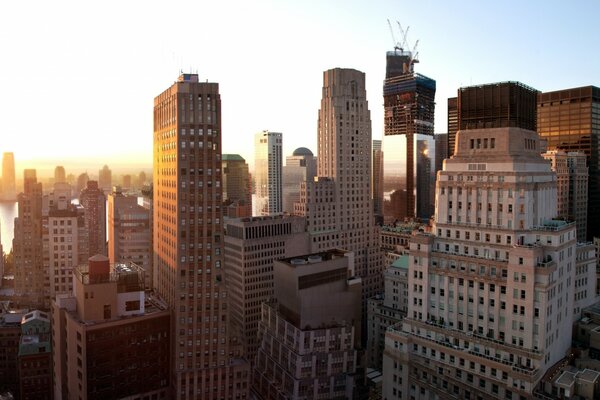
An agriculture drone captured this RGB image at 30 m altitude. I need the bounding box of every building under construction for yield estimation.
[382,32,436,223]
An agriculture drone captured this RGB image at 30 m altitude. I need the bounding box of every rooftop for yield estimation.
[222,154,245,162]
[391,255,409,269]
[292,147,313,157]
[280,249,350,267]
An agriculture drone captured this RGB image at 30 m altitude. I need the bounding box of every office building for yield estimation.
[574,243,597,319]
[372,140,384,220]
[0,234,3,288]
[47,203,87,299]
[383,116,579,398]
[383,46,436,222]
[282,147,316,214]
[52,255,170,400]
[108,187,152,288]
[222,154,252,218]
[137,171,147,188]
[76,173,89,194]
[538,86,600,240]
[80,180,107,258]
[543,150,588,240]
[98,165,112,193]
[447,82,538,161]
[224,215,310,362]
[54,166,66,184]
[18,310,52,400]
[153,73,249,399]
[13,170,45,307]
[435,133,448,175]
[295,68,383,313]
[141,184,155,287]
[253,250,361,399]
[367,255,407,369]
[1,152,16,201]
[254,130,282,215]
[448,97,458,157]
[122,174,132,190]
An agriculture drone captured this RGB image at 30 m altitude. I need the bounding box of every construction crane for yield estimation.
[397,21,410,52]
[387,19,401,51]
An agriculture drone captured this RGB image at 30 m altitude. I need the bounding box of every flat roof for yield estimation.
[391,255,409,269]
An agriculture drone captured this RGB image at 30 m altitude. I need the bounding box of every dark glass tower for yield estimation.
[383,49,436,223]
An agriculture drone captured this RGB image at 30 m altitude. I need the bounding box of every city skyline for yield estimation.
[1,0,599,169]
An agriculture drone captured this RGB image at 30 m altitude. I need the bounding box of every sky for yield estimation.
[0,0,599,177]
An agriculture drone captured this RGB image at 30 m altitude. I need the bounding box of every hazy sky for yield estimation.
[0,0,598,176]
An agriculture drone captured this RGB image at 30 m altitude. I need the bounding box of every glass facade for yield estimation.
[538,86,600,240]
[383,133,435,223]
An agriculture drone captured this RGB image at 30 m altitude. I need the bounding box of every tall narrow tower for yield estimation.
[382,42,436,223]
[254,130,282,216]
[80,180,106,258]
[296,68,383,314]
[153,73,248,399]
[1,152,16,201]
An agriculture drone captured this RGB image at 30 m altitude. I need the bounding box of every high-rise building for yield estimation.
[382,46,436,223]
[54,165,66,184]
[76,173,89,195]
[296,68,383,316]
[254,130,282,216]
[153,73,249,399]
[13,169,44,307]
[80,180,106,258]
[1,152,16,201]
[222,154,252,218]
[366,255,407,369]
[108,187,152,288]
[224,215,310,362]
[383,96,581,399]
[434,133,448,175]
[122,174,132,191]
[543,150,588,240]
[98,165,112,193]
[137,170,147,188]
[447,97,458,157]
[282,147,316,214]
[0,309,24,396]
[253,250,362,399]
[52,255,170,400]
[372,140,384,220]
[537,86,600,240]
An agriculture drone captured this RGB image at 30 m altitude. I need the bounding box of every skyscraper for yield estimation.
[80,180,106,258]
[76,173,89,195]
[254,130,282,216]
[447,97,458,157]
[537,86,600,240]
[54,165,66,184]
[98,165,112,192]
[382,47,436,222]
[13,169,44,307]
[153,73,249,399]
[282,147,316,214]
[1,152,16,201]
[296,68,383,315]
[222,154,252,218]
[382,83,588,399]
[372,140,383,220]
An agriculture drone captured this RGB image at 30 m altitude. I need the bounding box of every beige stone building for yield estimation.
[224,215,309,363]
[52,255,170,400]
[383,125,579,399]
[295,68,383,316]
[153,73,249,399]
[253,250,361,399]
[222,154,252,218]
[543,150,588,241]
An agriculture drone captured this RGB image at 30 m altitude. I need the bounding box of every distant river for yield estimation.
[0,201,17,253]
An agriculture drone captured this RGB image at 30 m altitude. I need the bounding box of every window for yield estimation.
[125,300,141,311]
